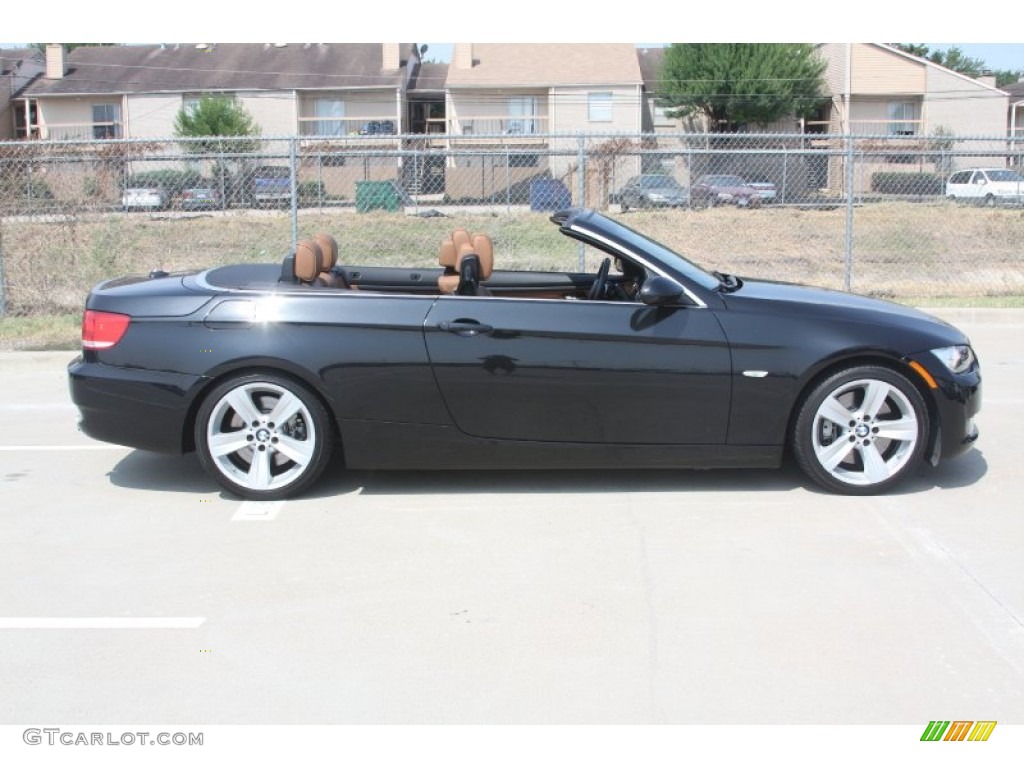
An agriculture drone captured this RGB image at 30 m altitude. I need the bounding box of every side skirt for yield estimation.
[339,419,783,471]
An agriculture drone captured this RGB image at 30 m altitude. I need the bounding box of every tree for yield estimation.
[892,44,1023,88]
[994,69,1024,88]
[30,43,118,53]
[892,44,988,79]
[657,44,827,131]
[173,95,262,154]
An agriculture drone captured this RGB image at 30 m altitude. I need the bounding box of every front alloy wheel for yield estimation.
[792,366,928,494]
[196,374,333,500]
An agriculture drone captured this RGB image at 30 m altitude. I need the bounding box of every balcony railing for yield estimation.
[445,115,550,138]
[847,119,925,136]
[297,116,400,138]
[33,122,123,141]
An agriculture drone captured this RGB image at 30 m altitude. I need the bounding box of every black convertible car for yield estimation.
[69,209,981,500]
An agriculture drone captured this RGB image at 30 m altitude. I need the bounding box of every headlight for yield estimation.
[932,345,975,374]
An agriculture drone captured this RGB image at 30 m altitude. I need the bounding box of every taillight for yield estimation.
[82,310,131,350]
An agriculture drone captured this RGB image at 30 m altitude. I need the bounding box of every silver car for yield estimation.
[121,186,168,212]
[616,174,689,211]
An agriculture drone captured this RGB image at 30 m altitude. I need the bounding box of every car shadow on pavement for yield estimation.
[310,465,804,498]
[107,450,220,494]
[899,448,988,493]
[103,446,988,499]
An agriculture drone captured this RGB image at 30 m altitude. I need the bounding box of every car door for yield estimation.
[947,171,970,198]
[422,295,732,444]
[968,170,988,200]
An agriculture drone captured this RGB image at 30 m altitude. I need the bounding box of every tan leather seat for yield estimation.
[453,233,494,296]
[294,239,325,285]
[313,233,345,287]
[438,236,459,294]
[451,228,471,252]
[439,229,493,296]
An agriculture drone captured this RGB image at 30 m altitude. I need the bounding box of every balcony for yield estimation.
[445,115,550,143]
[297,116,401,140]
[847,119,925,137]
[32,122,123,141]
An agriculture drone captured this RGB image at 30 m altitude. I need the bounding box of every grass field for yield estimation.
[1,201,1021,348]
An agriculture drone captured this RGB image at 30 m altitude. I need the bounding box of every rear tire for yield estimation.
[791,365,928,495]
[195,373,333,500]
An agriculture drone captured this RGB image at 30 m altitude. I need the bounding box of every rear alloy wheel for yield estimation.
[195,373,333,500]
[792,366,928,494]
[983,194,996,208]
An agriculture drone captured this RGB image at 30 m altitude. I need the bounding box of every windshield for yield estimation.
[987,170,1023,182]
[570,213,722,291]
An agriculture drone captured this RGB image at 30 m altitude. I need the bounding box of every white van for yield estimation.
[946,168,1024,207]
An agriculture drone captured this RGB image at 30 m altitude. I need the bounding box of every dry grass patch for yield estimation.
[2,202,1022,315]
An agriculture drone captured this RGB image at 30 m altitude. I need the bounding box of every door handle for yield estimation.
[438,320,493,337]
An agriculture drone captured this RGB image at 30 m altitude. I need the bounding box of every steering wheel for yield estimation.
[587,258,611,301]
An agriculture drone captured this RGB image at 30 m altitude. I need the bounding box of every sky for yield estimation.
[6,0,1023,73]
[421,43,1023,72]
[925,44,1023,71]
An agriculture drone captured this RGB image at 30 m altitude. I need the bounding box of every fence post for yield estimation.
[317,152,323,211]
[781,149,788,205]
[577,133,586,271]
[218,140,226,211]
[505,145,511,214]
[844,135,855,292]
[0,223,7,317]
[289,137,299,250]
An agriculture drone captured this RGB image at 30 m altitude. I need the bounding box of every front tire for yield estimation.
[195,373,333,500]
[791,366,928,495]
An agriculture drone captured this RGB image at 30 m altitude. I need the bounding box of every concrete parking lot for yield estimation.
[0,309,1021,724]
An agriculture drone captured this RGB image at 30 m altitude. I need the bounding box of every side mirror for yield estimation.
[639,275,686,306]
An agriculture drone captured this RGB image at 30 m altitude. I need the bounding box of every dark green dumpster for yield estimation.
[355,180,401,212]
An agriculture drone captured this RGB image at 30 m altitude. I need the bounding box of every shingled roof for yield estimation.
[23,43,413,96]
[409,62,449,93]
[636,47,665,93]
[445,44,642,88]
[0,48,43,78]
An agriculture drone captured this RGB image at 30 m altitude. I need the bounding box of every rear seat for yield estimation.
[313,233,347,287]
[293,239,325,285]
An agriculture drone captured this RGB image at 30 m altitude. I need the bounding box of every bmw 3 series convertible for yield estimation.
[68,208,981,500]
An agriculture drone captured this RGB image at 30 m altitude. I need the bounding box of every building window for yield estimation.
[888,102,917,136]
[507,96,538,134]
[314,98,346,136]
[91,103,121,139]
[653,105,674,126]
[508,153,539,168]
[588,92,613,123]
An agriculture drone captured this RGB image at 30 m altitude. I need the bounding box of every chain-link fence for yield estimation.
[1,132,1022,315]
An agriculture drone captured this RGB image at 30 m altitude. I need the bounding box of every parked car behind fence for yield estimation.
[946,168,1024,207]
[614,174,689,211]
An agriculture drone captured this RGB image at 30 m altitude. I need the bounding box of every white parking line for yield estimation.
[0,404,77,410]
[0,617,206,629]
[231,500,285,521]
[0,445,128,451]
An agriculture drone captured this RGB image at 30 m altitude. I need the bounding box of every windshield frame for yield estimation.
[559,210,723,294]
